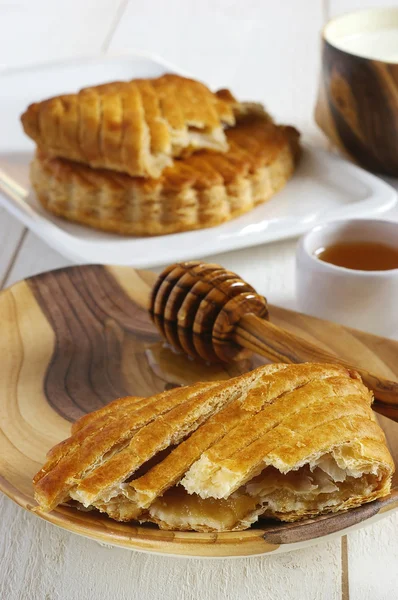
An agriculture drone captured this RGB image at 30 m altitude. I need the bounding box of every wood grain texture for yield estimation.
[315,36,398,176]
[2,0,397,595]
[150,261,268,363]
[150,261,398,419]
[236,316,398,420]
[0,263,397,558]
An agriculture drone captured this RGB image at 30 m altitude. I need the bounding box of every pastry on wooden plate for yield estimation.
[33,363,394,532]
[21,74,237,178]
[30,114,300,236]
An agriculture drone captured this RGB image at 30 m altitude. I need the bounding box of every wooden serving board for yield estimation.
[0,264,397,558]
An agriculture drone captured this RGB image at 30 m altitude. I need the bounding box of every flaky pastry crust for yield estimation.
[21,74,236,178]
[30,116,300,236]
[33,363,394,532]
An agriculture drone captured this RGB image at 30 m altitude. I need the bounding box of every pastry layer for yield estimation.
[21,75,236,178]
[30,115,300,236]
[33,363,394,532]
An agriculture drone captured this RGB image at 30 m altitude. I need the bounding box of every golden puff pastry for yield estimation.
[30,115,300,237]
[21,74,237,178]
[33,363,394,532]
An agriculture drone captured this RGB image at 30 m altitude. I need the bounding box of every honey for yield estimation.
[314,241,398,271]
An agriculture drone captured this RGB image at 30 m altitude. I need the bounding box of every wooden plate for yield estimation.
[0,264,397,557]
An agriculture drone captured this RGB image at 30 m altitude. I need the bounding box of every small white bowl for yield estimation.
[296,219,398,337]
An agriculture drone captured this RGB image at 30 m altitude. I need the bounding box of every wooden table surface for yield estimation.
[1,1,398,599]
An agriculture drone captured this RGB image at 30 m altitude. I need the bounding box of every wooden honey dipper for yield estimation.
[150,261,398,421]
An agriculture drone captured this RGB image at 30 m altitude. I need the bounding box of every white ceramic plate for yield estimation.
[0,53,396,267]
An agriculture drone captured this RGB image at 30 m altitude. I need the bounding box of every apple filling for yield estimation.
[146,453,386,531]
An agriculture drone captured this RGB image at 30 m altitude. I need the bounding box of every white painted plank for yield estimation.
[3,229,71,287]
[108,0,326,143]
[0,495,343,600]
[0,0,125,69]
[0,209,25,287]
[345,512,398,600]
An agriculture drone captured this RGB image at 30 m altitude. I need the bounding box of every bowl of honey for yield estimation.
[296,219,398,337]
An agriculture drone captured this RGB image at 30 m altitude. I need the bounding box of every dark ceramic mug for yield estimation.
[315,8,398,176]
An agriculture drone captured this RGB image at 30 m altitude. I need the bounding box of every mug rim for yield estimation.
[322,7,398,64]
[297,219,398,277]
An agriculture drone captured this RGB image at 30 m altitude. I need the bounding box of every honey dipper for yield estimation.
[150,261,398,421]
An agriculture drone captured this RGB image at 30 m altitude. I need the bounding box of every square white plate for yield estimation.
[0,53,396,267]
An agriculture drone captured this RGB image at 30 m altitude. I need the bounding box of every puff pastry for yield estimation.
[21,75,236,178]
[30,115,300,236]
[33,363,394,532]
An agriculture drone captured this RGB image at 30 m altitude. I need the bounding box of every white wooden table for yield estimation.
[1,1,398,599]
